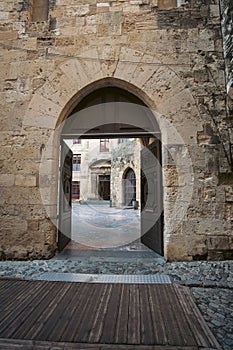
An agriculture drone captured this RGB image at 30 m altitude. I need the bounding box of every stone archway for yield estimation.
[23,46,200,260]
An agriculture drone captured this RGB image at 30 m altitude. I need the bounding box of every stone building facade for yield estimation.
[0,0,232,260]
[66,138,140,206]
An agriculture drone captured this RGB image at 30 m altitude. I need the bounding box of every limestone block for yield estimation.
[65,5,90,17]
[123,5,140,13]
[59,53,103,93]
[82,25,97,35]
[0,47,27,62]
[23,94,61,129]
[224,203,233,220]
[225,185,233,202]
[2,187,28,205]
[210,5,220,18]
[39,186,58,206]
[229,236,233,250]
[215,185,226,202]
[1,218,27,234]
[0,205,19,217]
[207,236,230,250]
[19,38,37,51]
[56,0,89,5]
[97,3,110,10]
[27,220,39,231]
[10,60,55,80]
[165,237,192,261]
[130,54,157,88]
[0,31,17,40]
[39,219,56,233]
[15,175,37,187]
[37,69,80,108]
[0,174,14,187]
[114,47,143,82]
[181,29,215,52]
[157,0,177,9]
[28,188,44,205]
[0,62,11,80]
[194,69,209,83]
[195,219,231,236]
[20,205,49,220]
[187,235,208,258]
[163,166,179,187]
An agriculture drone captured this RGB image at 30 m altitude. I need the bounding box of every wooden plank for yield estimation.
[147,285,168,345]
[36,282,78,341]
[42,282,82,341]
[127,284,141,344]
[174,285,221,349]
[0,280,219,349]
[88,283,113,343]
[27,282,71,340]
[59,282,95,341]
[162,285,196,346]
[0,281,53,337]
[73,283,108,343]
[139,284,155,345]
[2,281,60,338]
[0,279,29,307]
[27,282,73,340]
[100,283,122,344]
[58,282,91,341]
[114,283,130,344]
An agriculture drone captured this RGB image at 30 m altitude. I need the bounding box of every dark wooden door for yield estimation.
[141,140,163,255]
[124,168,136,206]
[99,175,110,200]
[58,140,72,251]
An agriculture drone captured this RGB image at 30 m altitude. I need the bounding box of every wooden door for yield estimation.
[124,168,136,206]
[141,140,163,255]
[58,140,72,251]
[99,175,110,200]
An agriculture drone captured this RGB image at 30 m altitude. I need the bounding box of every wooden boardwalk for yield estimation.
[0,279,220,349]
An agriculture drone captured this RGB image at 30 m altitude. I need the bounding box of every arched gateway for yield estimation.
[58,85,163,255]
[124,168,136,207]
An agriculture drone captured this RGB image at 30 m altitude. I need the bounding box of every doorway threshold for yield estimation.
[34,272,171,284]
[54,249,165,261]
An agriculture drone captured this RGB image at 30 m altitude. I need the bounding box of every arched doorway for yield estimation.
[58,85,163,255]
[124,168,136,206]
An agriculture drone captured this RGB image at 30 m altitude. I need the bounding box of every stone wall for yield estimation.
[220,0,233,100]
[0,0,232,260]
[111,139,141,208]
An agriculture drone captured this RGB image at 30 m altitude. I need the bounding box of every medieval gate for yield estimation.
[58,86,163,255]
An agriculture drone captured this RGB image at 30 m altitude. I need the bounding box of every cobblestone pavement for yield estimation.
[0,256,232,350]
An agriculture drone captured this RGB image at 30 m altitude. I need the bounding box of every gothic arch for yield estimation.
[27,46,199,259]
[123,167,137,207]
[23,46,201,143]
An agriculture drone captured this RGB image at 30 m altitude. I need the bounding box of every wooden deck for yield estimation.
[0,279,220,349]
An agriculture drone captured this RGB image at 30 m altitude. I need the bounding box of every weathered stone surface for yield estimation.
[0,0,232,261]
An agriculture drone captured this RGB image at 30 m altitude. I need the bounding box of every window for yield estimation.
[72,181,80,199]
[100,139,109,152]
[72,154,81,171]
[73,139,81,144]
[30,0,49,22]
